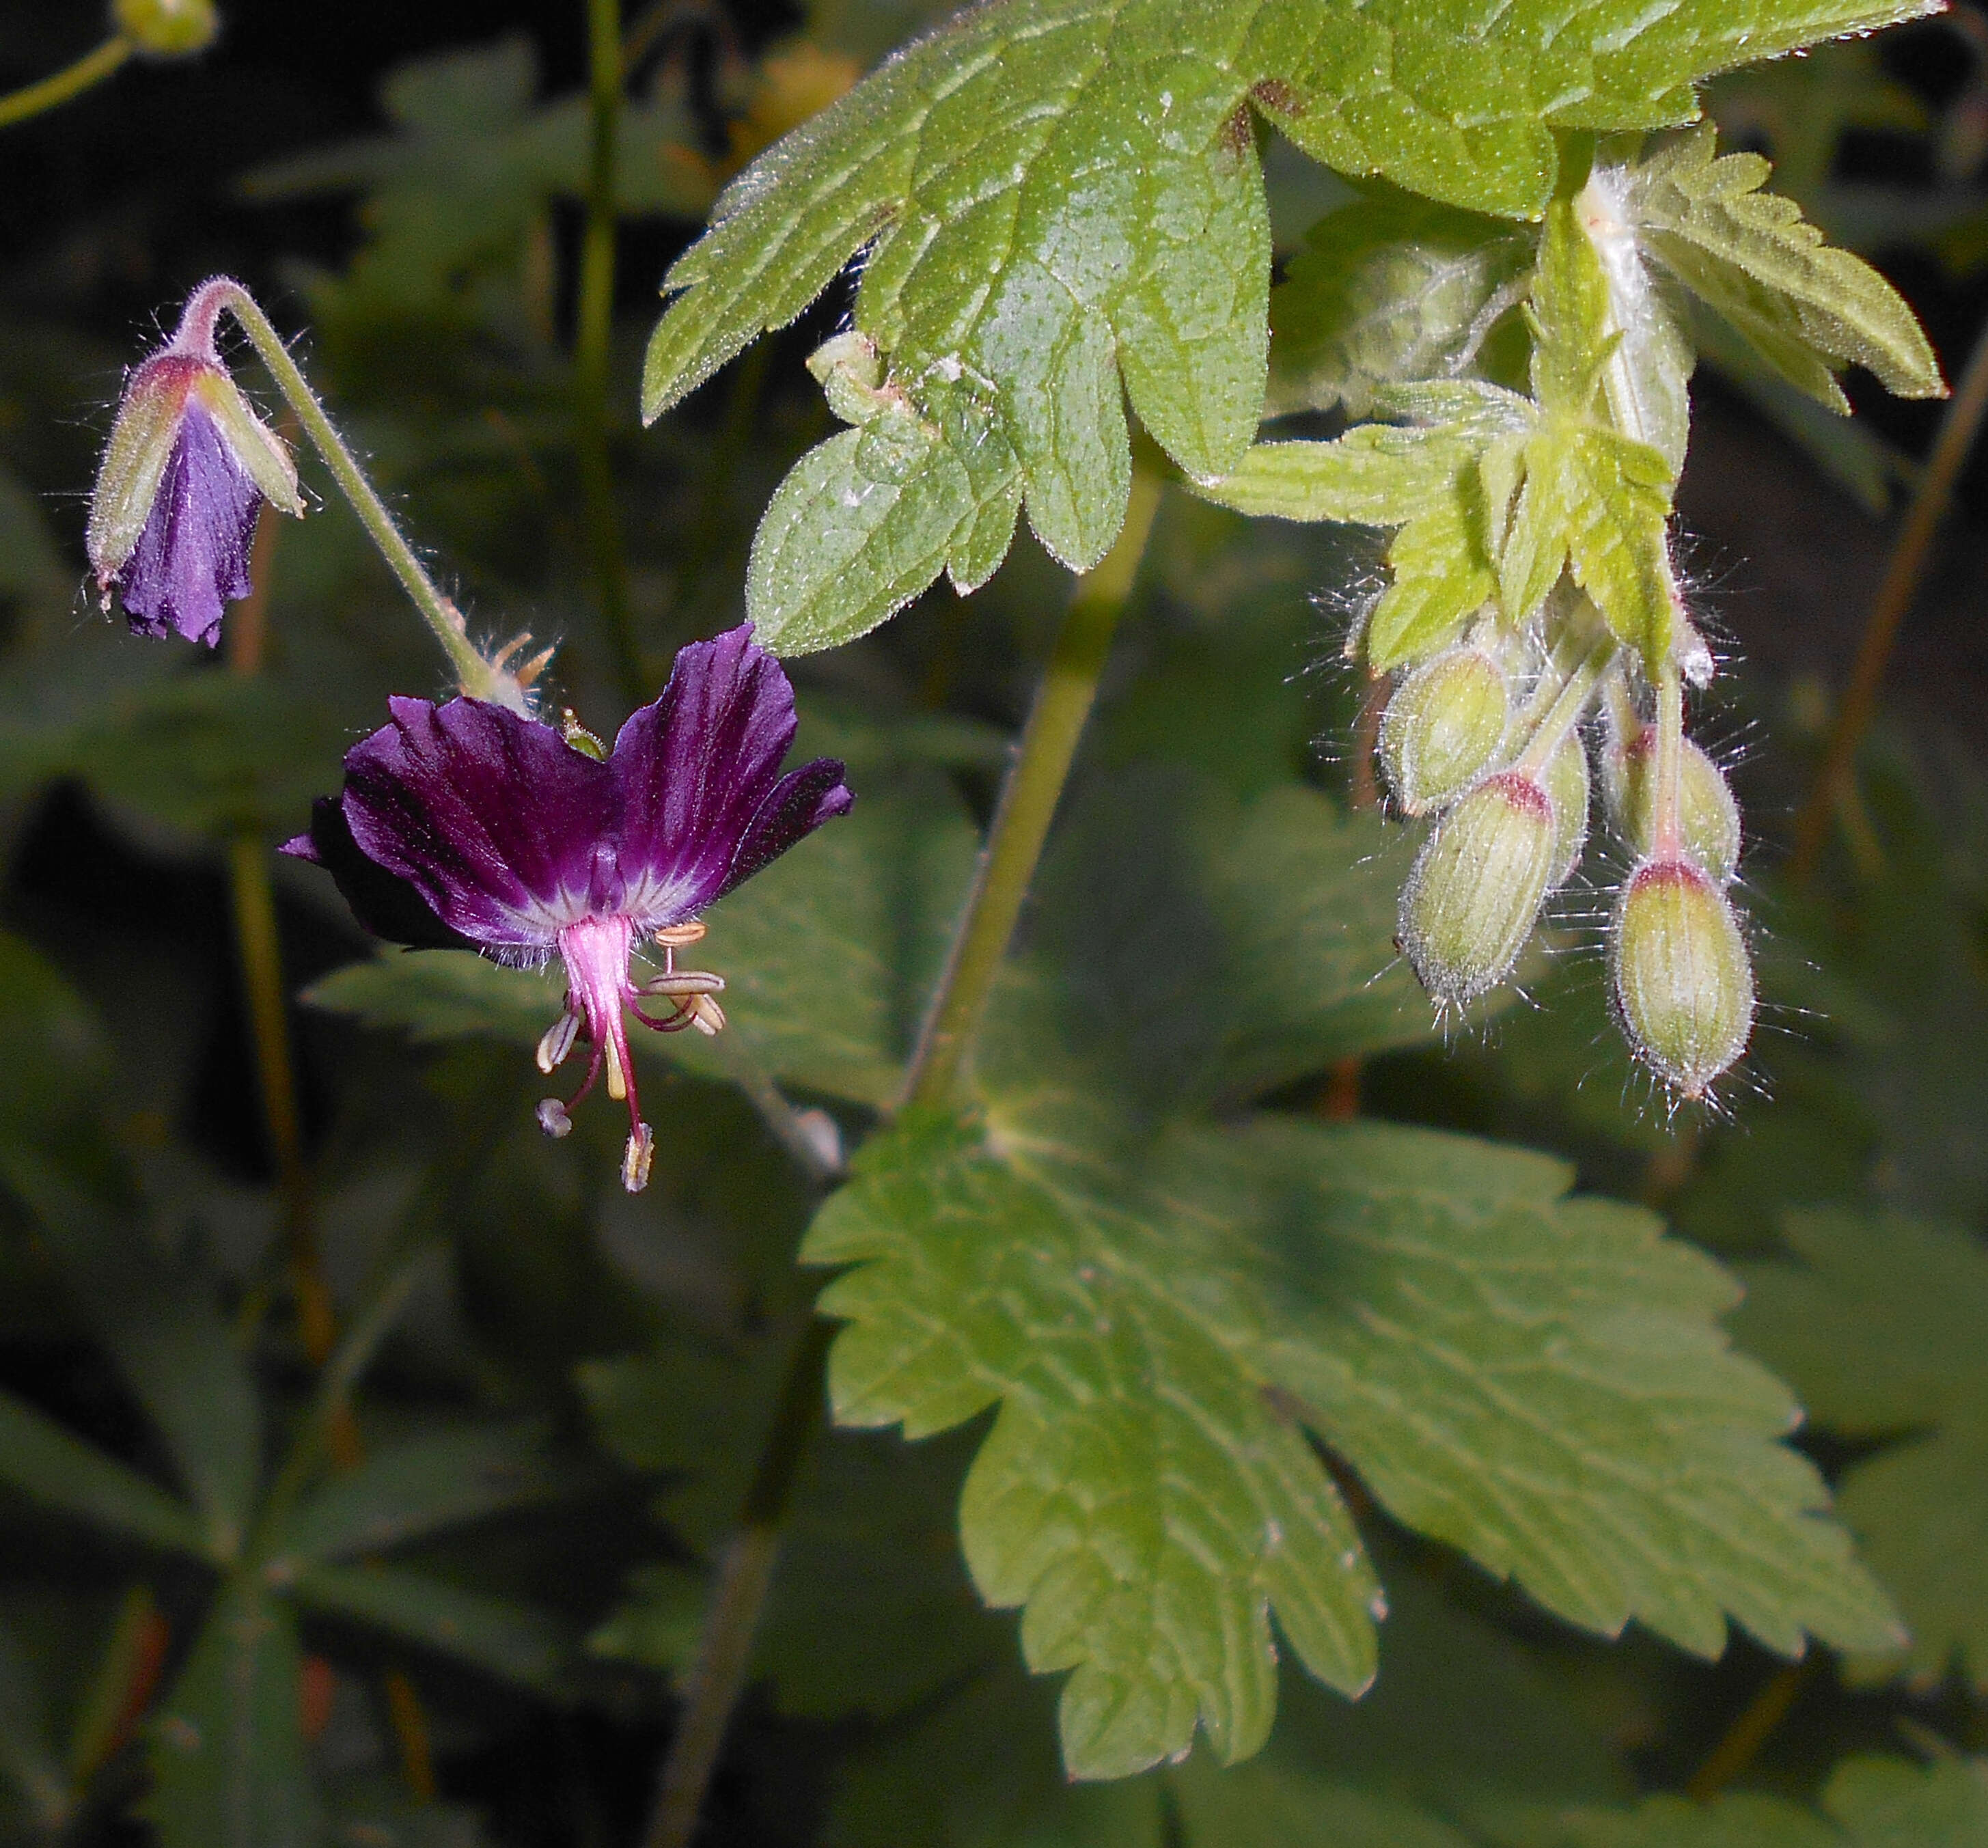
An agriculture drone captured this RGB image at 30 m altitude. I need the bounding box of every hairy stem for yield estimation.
[1651,661,1685,861]
[1514,636,1616,777]
[1792,314,1988,884]
[0,36,131,129]
[640,480,1163,1848]
[641,1315,834,1848]
[577,0,644,705]
[904,471,1164,1108]
[182,280,516,706]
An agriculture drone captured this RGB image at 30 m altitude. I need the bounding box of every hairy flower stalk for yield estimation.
[93,277,544,706]
[285,626,851,1188]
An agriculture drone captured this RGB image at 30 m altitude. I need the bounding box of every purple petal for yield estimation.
[115,405,261,648]
[284,797,478,952]
[609,625,815,923]
[340,697,617,951]
[717,758,854,902]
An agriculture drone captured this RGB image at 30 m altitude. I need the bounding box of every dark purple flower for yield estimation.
[88,284,302,647]
[285,625,853,1190]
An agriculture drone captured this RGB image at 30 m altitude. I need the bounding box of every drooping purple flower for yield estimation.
[285,624,853,1190]
[87,283,302,647]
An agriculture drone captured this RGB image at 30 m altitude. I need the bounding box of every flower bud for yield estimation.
[1541,727,1590,889]
[1610,857,1755,1098]
[114,0,219,56]
[1398,770,1557,1007]
[1605,728,1741,884]
[1378,646,1511,816]
[88,313,302,648]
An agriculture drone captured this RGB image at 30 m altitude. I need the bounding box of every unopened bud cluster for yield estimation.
[1381,590,1754,1100]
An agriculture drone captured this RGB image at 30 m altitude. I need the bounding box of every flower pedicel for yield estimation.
[286,624,852,1190]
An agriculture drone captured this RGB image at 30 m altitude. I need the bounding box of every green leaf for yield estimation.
[1616,123,1944,404]
[1194,400,1521,670]
[803,1109,1382,1779]
[803,1105,1899,1776]
[1822,1754,1988,1845]
[273,1422,570,1562]
[646,0,1931,635]
[825,1662,1168,1848]
[746,368,1022,654]
[1215,1119,1901,1662]
[1732,1209,1988,1690]
[57,674,351,840]
[0,1153,260,1564]
[146,1580,318,1848]
[303,949,565,1054]
[285,1562,572,1694]
[1267,189,1530,417]
[0,1386,210,1560]
[692,769,979,1105]
[1002,774,1434,1112]
[1517,1754,1988,1847]
[1497,419,1674,661]
[1174,1748,1475,1848]
[586,1329,1008,1719]
[824,1562,1627,1846]
[1499,200,1679,659]
[0,1617,66,1836]
[1692,305,1901,513]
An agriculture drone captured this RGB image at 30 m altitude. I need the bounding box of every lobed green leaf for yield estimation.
[1735,1209,1988,1690]
[647,0,1932,641]
[1616,123,1944,406]
[802,1103,1895,1777]
[1268,189,1530,417]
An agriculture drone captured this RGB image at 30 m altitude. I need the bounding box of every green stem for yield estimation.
[1791,311,1988,885]
[1513,636,1616,776]
[1651,661,1685,861]
[0,36,131,130]
[181,280,512,707]
[227,834,335,1364]
[577,0,644,705]
[640,478,1163,1848]
[903,469,1164,1107]
[251,1247,439,1552]
[641,1315,834,1848]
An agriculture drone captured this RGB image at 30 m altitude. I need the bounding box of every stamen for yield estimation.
[685,994,726,1036]
[622,1123,655,1194]
[536,1008,581,1074]
[604,1031,628,1101]
[537,1098,573,1138]
[636,971,726,997]
[654,921,707,948]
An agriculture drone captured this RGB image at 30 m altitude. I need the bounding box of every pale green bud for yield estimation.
[1378,646,1511,816]
[114,0,218,55]
[1398,770,1557,1008]
[807,331,894,426]
[1605,728,1741,885]
[1541,727,1590,889]
[1610,858,1755,1099]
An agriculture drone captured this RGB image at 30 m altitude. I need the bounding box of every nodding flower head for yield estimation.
[284,624,853,1191]
[87,282,302,648]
